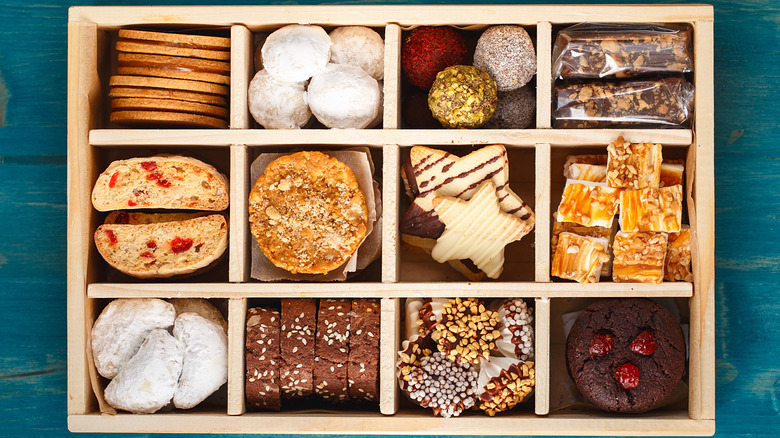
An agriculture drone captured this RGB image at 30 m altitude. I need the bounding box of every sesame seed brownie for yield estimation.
[348,299,380,402]
[246,307,281,411]
[279,299,317,399]
[313,299,352,402]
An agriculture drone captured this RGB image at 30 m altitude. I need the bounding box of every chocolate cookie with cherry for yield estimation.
[565,298,685,413]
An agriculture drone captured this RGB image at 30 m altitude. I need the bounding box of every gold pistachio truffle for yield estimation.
[428,65,498,129]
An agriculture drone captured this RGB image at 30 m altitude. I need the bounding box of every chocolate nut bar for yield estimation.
[553,23,692,80]
[553,76,694,129]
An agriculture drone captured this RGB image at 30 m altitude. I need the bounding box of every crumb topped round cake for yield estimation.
[248,151,368,274]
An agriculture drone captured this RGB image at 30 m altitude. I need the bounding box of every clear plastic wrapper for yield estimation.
[553,23,693,80]
[553,76,694,129]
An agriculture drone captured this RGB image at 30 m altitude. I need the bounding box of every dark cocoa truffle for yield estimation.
[484,85,536,129]
[402,26,467,91]
[348,299,380,401]
[245,307,281,411]
[565,298,686,413]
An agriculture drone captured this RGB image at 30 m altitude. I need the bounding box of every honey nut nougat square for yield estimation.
[563,154,608,183]
[612,231,668,284]
[666,226,694,282]
[606,136,662,189]
[551,232,610,284]
[620,184,683,232]
[551,216,615,278]
[556,180,621,228]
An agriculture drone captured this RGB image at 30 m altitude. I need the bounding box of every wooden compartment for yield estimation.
[67,5,715,435]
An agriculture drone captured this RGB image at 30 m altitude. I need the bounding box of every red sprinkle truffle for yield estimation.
[402,26,467,91]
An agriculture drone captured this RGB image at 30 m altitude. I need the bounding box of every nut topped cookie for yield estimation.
[248,151,368,275]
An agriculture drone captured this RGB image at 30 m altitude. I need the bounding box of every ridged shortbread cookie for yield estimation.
[94,214,227,278]
[92,155,228,211]
[172,313,228,409]
[91,298,176,379]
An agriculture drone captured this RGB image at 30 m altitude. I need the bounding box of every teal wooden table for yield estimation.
[0,0,777,436]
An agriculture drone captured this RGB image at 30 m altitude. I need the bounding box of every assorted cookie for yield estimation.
[398,298,535,417]
[91,155,229,278]
[401,25,536,129]
[109,29,231,128]
[551,136,691,283]
[246,299,380,411]
[248,151,369,275]
[249,24,383,129]
[552,23,694,128]
[565,298,686,413]
[400,144,534,280]
[92,298,228,414]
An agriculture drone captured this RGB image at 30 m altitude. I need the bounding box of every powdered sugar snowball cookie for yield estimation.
[308,63,381,129]
[91,298,176,379]
[172,313,228,409]
[262,24,331,82]
[474,25,537,92]
[103,329,184,414]
[248,69,311,129]
[329,26,384,80]
[169,298,228,333]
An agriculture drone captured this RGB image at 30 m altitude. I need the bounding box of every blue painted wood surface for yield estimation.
[0,0,778,437]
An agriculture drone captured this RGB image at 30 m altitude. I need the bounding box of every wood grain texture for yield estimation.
[0,0,778,437]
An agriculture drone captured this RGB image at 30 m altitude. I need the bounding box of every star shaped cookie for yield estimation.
[431,181,533,279]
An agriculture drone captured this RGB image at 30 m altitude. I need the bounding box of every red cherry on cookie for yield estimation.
[615,363,640,389]
[589,333,613,357]
[630,330,658,355]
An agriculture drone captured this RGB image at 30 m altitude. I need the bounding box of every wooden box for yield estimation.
[67,5,715,435]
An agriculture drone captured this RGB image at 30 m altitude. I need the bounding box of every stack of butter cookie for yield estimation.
[109,29,231,129]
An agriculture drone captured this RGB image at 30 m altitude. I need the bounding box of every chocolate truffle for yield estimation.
[402,26,467,90]
[565,298,686,413]
[308,63,382,129]
[248,69,311,129]
[329,26,385,81]
[473,25,536,92]
[484,85,536,129]
[428,65,498,129]
[262,24,331,82]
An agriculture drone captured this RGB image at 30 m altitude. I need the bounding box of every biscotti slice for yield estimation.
[246,307,281,411]
[94,214,227,279]
[313,299,351,402]
[348,299,380,402]
[92,155,229,211]
[279,299,317,398]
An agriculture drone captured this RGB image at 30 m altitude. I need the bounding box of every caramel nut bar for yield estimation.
[606,136,662,189]
[551,216,614,277]
[556,180,620,228]
[563,154,608,183]
[551,232,610,283]
[665,226,694,282]
[553,76,694,129]
[612,231,668,284]
[553,23,692,80]
[620,184,683,232]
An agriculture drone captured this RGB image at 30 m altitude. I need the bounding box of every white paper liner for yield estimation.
[553,297,690,413]
[249,148,381,281]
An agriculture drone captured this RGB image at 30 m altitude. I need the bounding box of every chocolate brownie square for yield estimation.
[245,307,281,411]
[279,299,316,398]
[348,299,380,401]
[565,298,686,413]
[313,299,351,401]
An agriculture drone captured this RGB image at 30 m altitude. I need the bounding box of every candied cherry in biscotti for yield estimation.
[630,330,658,355]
